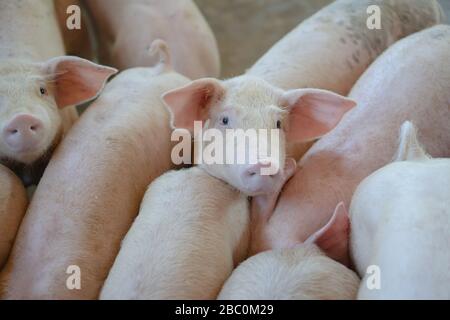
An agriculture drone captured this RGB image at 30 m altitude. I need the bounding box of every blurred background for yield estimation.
[195,0,450,78]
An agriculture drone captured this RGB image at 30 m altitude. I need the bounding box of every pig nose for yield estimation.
[3,114,44,152]
[245,159,276,177]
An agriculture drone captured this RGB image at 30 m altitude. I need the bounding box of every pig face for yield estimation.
[0,57,117,167]
[163,75,355,196]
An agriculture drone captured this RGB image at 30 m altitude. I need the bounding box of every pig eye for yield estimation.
[221,116,229,126]
[276,120,282,129]
[39,87,47,96]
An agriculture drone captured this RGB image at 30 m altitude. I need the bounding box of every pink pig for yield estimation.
[251,25,450,254]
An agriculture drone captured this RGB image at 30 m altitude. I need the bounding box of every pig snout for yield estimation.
[240,158,281,194]
[3,114,44,152]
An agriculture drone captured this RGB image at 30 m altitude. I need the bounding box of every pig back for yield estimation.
[86,0,220,79]
[100,167,249,300]
[0,68,190,299]
[248,0,444,94]
[345,25,450,161]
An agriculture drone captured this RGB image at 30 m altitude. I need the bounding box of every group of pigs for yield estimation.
[0,0,449,300]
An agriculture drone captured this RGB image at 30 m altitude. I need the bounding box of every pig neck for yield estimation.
[273,137,368,246]
[0,0,65,61]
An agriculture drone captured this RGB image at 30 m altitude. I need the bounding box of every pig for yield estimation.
[0,0,113,186]
[218,203,360,300]
[86,0,220,79]
[100,159,297,300]
[0,40,189,299]
[99,55,356,299]
[247,0,445,159]
[350,121,450,300]
[0,164,27,270]
[161,75,355,197]
[54,0,94,60]
[250,25,450,255]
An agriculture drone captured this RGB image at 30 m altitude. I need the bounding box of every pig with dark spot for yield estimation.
[248,0,445,159]
[251,25,450,255]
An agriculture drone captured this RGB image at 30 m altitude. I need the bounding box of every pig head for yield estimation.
[162,75,355,196]
[0,57,116,185]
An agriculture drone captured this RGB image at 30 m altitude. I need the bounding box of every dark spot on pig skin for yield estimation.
[340,37,347,44]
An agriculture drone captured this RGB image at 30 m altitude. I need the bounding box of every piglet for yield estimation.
[218,204,359,300]
[351,122,450,300]
[86,0,220,79]
[0,0,115,186]
[0,41,189,299]
[251,25,450,255]
[0,164,27,270]
[100,69,346,298]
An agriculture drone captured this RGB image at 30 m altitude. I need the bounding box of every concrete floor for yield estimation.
[195,0,450,78]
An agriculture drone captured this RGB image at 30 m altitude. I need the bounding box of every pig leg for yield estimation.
[250,158,296,255]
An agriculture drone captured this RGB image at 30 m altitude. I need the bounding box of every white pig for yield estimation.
[218,203,360,300]
[0,41,189,299]
[86,0,220,79]
[0,164,27,270]
[350,121,450,300]
[251,25,450,256]
[0,0,115,186]
[100,158,297,299]
[98,56,357,300]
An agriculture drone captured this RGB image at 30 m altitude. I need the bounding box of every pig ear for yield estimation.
[42,56,118,108]
[162,78,225,132]
[281,89,356,142]
[305,202,350,267]
[394,121,430,162]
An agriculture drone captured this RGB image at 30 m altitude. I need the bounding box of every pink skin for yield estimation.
[86,0,220,79]
[251,167,351,267]
[251,25,450,254]
[3,114,44,153]
[0,43,189,299]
